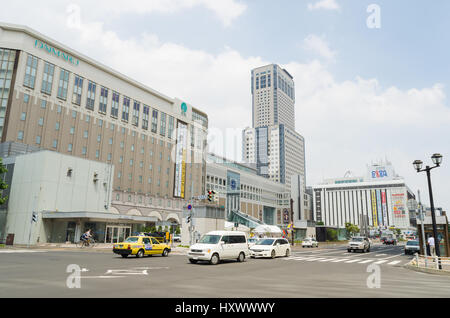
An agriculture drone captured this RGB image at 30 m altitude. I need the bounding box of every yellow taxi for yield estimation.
[113,236,171,258]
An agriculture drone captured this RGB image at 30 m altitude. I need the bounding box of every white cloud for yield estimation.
[308,0,340,11]
[79,0,247,26]
[303,34,336,60]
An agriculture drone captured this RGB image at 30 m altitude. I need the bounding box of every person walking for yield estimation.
[427,235,436,258]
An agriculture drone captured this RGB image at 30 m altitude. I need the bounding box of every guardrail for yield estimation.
[412,254,450,271]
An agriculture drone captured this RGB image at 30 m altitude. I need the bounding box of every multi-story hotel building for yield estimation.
[0,22,208,231]
[251,64,295,131]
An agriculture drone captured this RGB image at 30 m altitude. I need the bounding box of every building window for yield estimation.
[142,105,149,130]
[98,119,103,128]
[72,110,77,118]
[55,122,60,131]
[68,144,73,152]
[38,117,44,126]
[132,101,140,126]
[82,147,87,155]
[129,159,133,166]
[72,75,83,105]
[83,130,88,138]
[148,178,152,184]
[57,69,70,100]
[139,176,143,184]
[107,153,112,161]
[151,109,158,133]
[70,126,75,135]
[118,171,121,179]
[20,112,26,121]
[97,134,101,143]
[41,100,47,109]
[160,112,166,136]
[57,105,62,113]
[119,156,123,163]
[24,54,38,89]
[99,87,108,114]
[168,116,174,139]
[41,62,55,95]
[111,91,119,118]
[52,139,58,148]
[86,81,96,110]
[18,131,24,140]
[109,138,113,145]
[24,93,30,103]
[85,115,90,123]
[36,135,41,145]
[120,141,124,149]
[122,96,130,122]
[131,144,134,152]
[96,150,100,159]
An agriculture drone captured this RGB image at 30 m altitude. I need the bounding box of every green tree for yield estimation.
[0,158,8,205]
[175,226,181,235]
[316,221,324,226]
[345,223,360,239]
[326,228,338,241]
[157,225,162,232]
[395,228,402,236]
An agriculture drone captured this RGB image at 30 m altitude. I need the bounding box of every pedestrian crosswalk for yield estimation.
[283,256,405,266]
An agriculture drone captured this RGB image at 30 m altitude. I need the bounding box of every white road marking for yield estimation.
[305,258,325,262]
[358,259,374,264]
[344,259,361,263]
[319,258,338,262]
[105,269,148,275]
[376,254,387,257]
[388,260,402,265]
[374,260,388,265]
[331,259,349,263]
[80,276,126,279]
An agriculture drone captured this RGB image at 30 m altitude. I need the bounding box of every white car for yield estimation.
[302,237,319,248]
[247,237,259,248]
[250,238,291,259]
[187,231,249,265]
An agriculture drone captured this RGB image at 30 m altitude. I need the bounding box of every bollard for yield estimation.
[415,253,419,268]
[435,256,439,270]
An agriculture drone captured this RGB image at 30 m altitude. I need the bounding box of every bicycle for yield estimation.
[77,238,97,248]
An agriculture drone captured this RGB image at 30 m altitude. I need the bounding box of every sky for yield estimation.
[0,0,449,211]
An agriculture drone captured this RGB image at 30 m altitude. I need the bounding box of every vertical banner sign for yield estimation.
[174,121,188,198]
[381,190,388,226]
[376,190,383,226]
[371,190,378,227]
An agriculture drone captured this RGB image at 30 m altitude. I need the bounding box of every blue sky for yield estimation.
[108,0,450,93]
[1,0,449,210]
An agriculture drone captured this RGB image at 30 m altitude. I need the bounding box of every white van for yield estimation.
[188,231,249,265]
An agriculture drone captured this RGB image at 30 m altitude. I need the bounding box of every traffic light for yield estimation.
[31,212,38,223]
[207,191,213,202]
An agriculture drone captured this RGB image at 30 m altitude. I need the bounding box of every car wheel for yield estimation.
[285,249,290,257]
[271,250,276,259]
[210,254,220,265]
[136,249,144,258]
[162,249,169,257]
[121,255,128,258]
[347,249,351,253]
[237,252,245,263]
[189,259,197,264]
[302,246,305,248]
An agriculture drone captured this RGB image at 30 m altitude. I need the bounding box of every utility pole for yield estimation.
[290,198,294,246]
[417,190,427,267]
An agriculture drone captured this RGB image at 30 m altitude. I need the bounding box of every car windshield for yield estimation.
[198,235,221,244]
[256,239,275,245]
[124,237,139,243]
[407,241,419,246]
[304,238,312,241]
[351,238,363,242]
[248,238,257,243]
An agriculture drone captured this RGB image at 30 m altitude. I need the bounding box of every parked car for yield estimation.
[113,236,171,258]
[302,237,319,248]
[250,238,291,259]
[384,237,397,245]
[247,237,259,248]
[173,235,181,242]
[404,240,420,255]
[187,231,249,265]
[347,236,371,253]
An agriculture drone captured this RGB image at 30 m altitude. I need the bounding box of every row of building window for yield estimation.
[22,54,176,138]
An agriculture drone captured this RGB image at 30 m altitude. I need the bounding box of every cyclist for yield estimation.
[80,229,92,247]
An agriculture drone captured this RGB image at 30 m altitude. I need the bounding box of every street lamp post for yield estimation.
[413,153,443,270]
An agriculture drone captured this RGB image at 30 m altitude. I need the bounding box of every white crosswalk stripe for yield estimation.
[283,255,407,266]
[0,250,45,253]
[358,259,374,264]
[388,260,402,265]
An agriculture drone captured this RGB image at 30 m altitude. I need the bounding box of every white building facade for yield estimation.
[312,161,415,230]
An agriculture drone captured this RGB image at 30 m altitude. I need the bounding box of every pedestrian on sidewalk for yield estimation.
[427,235,436,258]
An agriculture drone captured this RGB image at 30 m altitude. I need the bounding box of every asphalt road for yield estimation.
[0,243,449,298]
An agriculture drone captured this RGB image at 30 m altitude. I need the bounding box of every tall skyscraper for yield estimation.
[244,64,306,191]
[251,64,295,130]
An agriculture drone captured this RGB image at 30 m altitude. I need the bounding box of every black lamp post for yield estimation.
[413,153,443,269]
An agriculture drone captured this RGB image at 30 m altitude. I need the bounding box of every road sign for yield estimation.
[187,204,192,210]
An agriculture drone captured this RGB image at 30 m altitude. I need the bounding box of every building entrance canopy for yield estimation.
[41,211,158,224]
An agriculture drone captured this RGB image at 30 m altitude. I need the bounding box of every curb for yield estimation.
[404,262,450,277]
